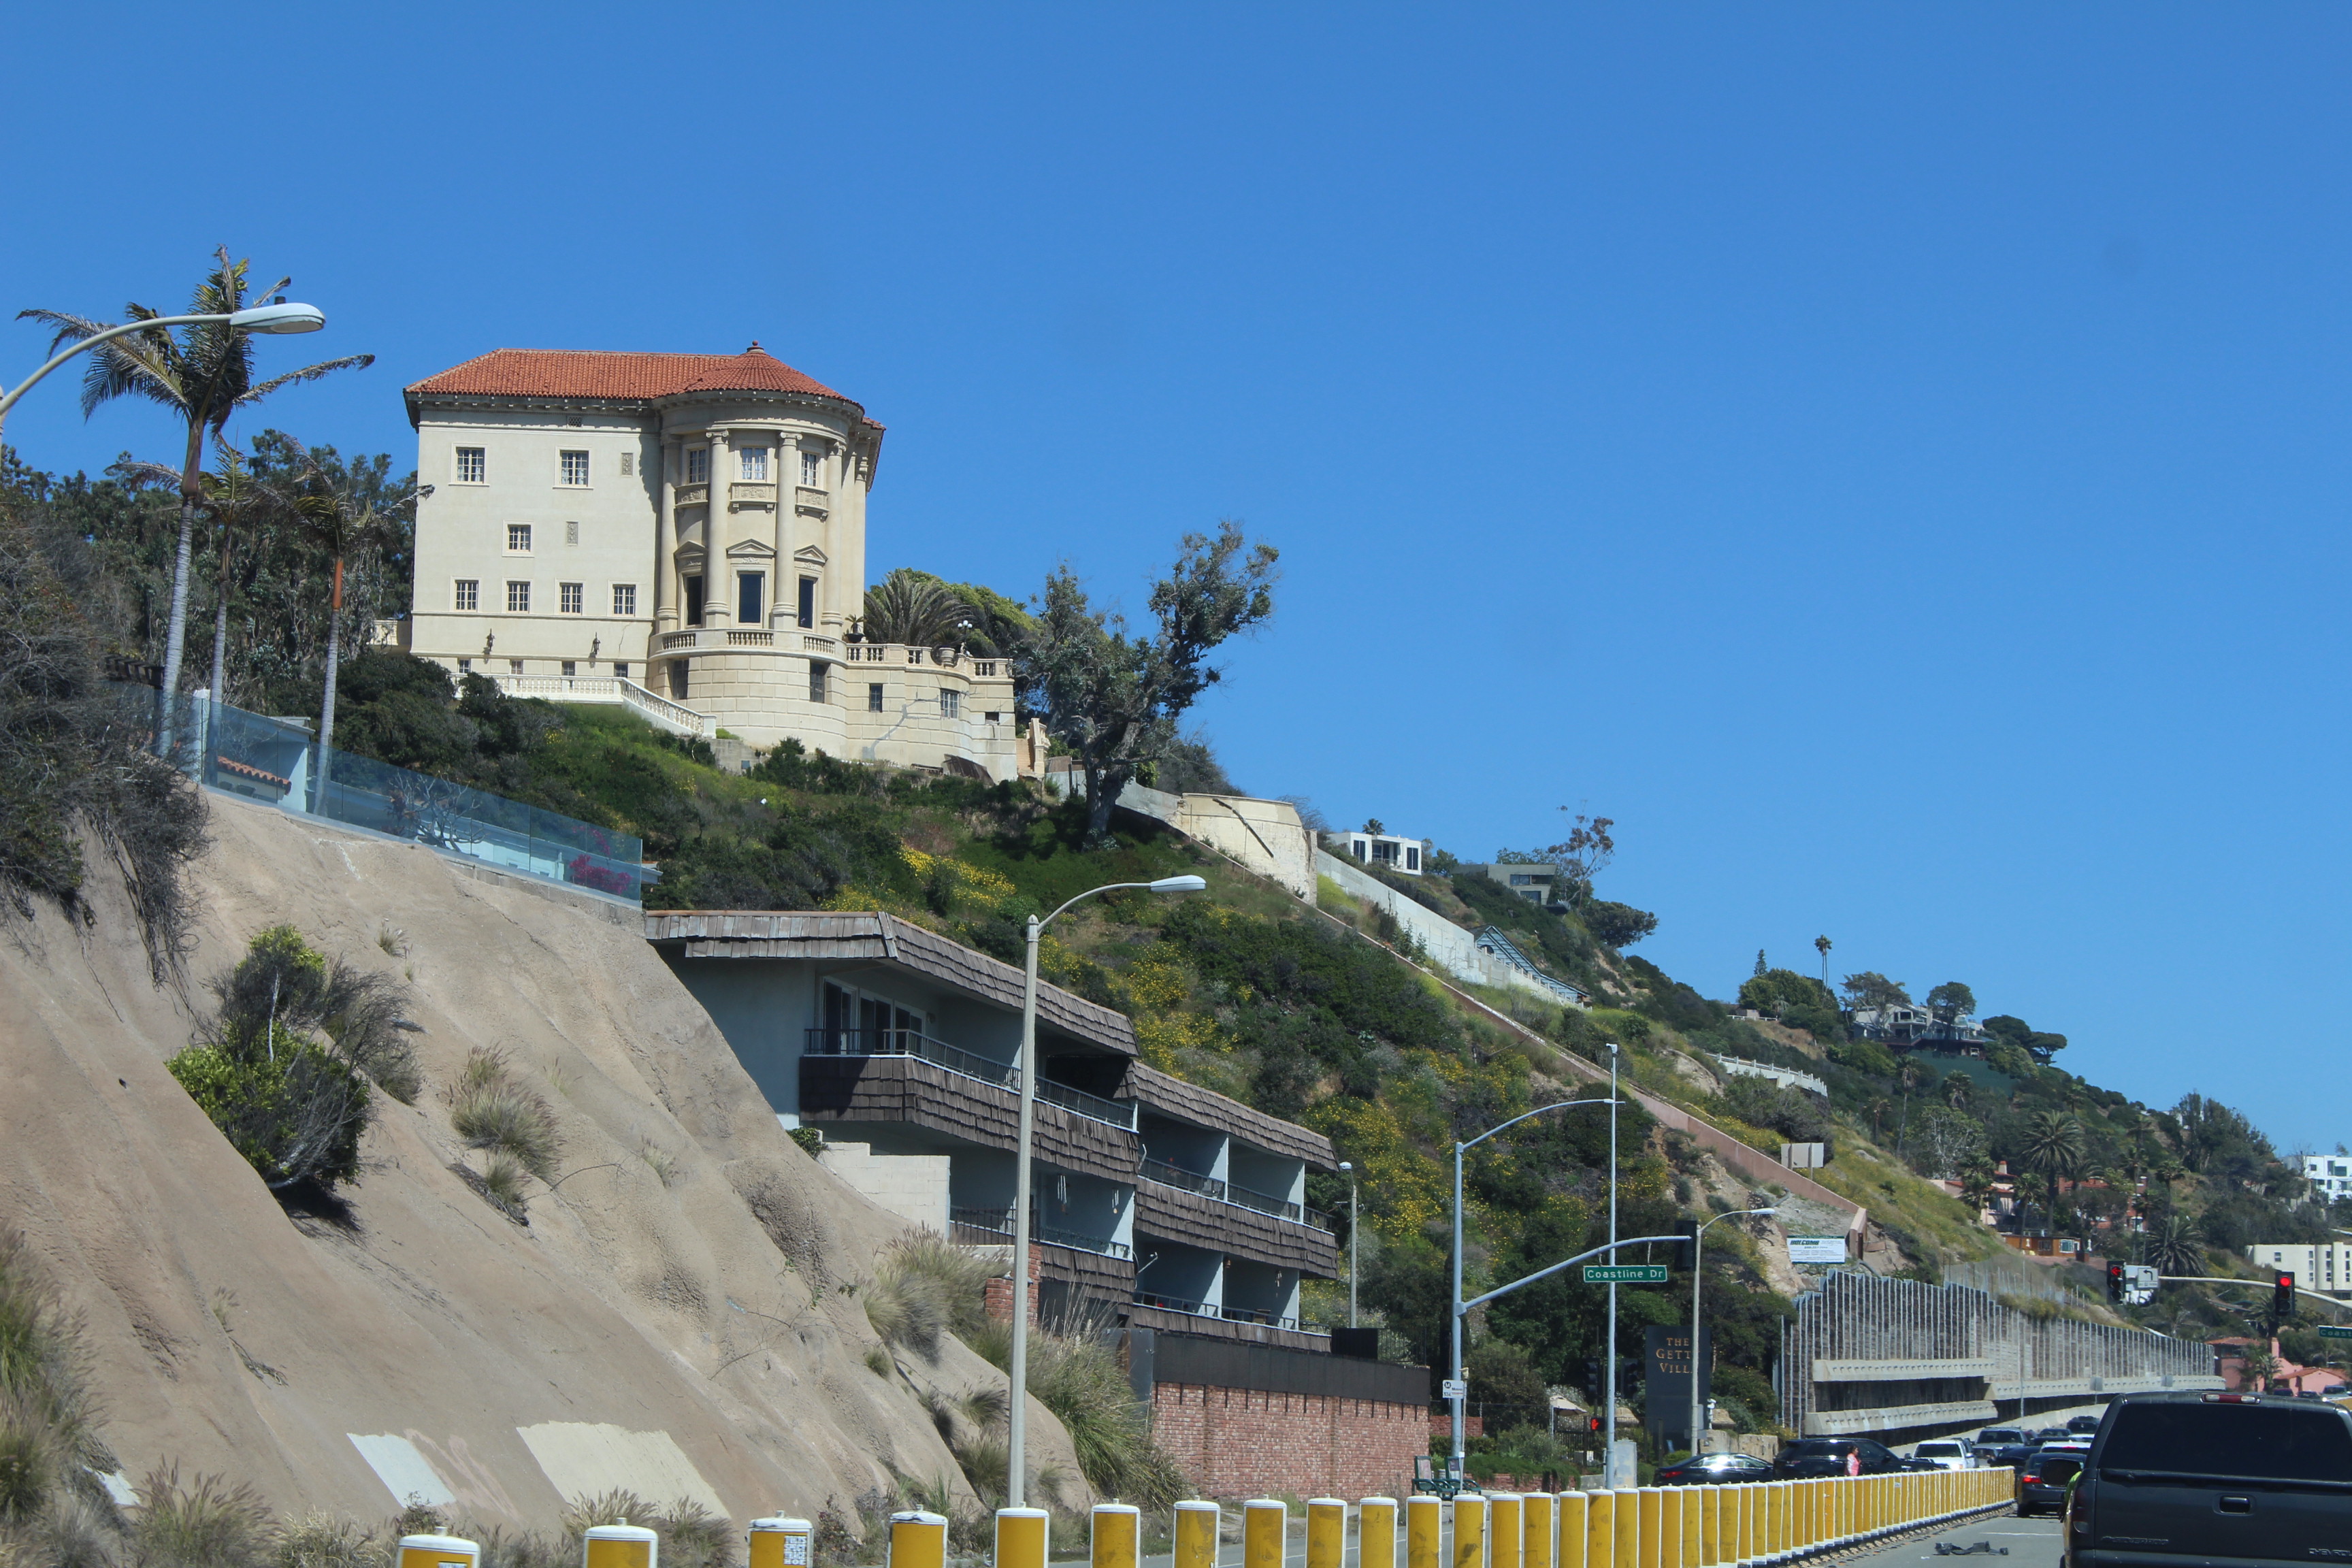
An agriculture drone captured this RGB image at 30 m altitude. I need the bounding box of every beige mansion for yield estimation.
[402,346,1022,778]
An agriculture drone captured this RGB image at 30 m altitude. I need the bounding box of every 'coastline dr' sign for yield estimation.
[1583,1264,1670,1284]
[1788,1236,1848,1266]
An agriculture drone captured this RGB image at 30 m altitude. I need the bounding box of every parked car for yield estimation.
[1655,1452,1776,1486]
[2063,1391,2352,1568]
[1910,1439,1976,1471]
[2067,1414,2104,1435]
[2033,1426,2074,1443]
[1976,1426,2029,1447]
[1776,1438,1908,1478]
[2016,1440,2091,1518]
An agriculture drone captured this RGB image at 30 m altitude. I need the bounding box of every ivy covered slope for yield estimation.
[321,653,2334,1459]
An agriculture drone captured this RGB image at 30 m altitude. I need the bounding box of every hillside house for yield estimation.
[1333,831,1426,875]
[401,346,1020,777]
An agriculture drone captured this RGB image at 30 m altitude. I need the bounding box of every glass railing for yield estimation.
[113,685,651,900]
[1141,1158,1225,1198]
[1139,1158,1335,1231]
[804,1027,1139,1130]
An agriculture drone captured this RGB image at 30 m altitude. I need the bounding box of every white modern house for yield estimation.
[400,345,1020,777]
[2300,1154,2352,1202]
[1333,830,1426,875]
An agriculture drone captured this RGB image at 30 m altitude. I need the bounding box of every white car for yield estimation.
[1909,1439,1976,1471]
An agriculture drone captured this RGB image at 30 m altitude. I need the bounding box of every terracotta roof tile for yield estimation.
[407,344,872,419]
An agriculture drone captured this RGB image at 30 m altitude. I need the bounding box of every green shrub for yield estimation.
[168,1031,370,1190]
[206,926,420,1104]
[129,1465,274,1568]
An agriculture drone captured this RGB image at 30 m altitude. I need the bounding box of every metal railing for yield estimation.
[1139,1159,1336,1231]
[803,1028,1139,1129]
[951,1206,1129,1259]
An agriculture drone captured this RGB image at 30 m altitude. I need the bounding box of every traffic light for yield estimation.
[1673,1219,1699,1269]
[1588,1414,1603,1435]
[2276,1271,2297,1323]
[2107,1262,2126,1304]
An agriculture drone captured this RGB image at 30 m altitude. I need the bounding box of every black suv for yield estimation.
[2063,1392,2352,1568]
[1776,1438,1908,1478]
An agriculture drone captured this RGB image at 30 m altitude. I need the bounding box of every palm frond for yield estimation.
[76,331,189,421]
[234,355,377,406]
[13,308,110,357]
[108,459,184,490]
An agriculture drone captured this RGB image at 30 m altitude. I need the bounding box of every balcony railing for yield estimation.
[948,1205,1130,1260]
[1129,1292,1298,1330]
[804,1028,1138,1130]
[1139,1159,1335,1232]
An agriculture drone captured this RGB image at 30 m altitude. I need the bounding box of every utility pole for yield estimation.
[1605,1041,1621,1486]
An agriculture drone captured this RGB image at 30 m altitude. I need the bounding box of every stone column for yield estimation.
[704,427,732,626]
[772,433,794,628]
[655,435,680,632]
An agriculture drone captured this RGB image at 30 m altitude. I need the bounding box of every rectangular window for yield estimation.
[559,582,584,615]
[800,448,821,487]
[457,657,473,673]
[984,711,1000,722]
[454,578,479,611]
[797,575,817,628]
[559,450,590,487]
[507,523,532,553]
[506,580,530,612]
[508,658,524,676]
[612,583,637,617]
[738,572,764,626]
[615,661,629,681]
[561,660,576,677]
[940,689,960,719]
[619,452,634,476]
[565,520,580,546]
[740,446,769,482]
[686,448,710,485]
[669,662,689,700]
[455,446,486,484]
[1405,845,1421,872]
[808,660,829,704]
[684,574,704,627]
[868,682,885,713]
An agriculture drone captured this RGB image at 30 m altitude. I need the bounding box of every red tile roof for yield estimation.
[406,344,872,418]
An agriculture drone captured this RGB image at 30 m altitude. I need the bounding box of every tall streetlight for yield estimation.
[1450,1087,1621,1478]
[1686,1206,1776,1454]
[1605,1041,1620,1484]
[1340,1161,1358,1327]
[0,301,327,440]
[1005,872,1207,1509]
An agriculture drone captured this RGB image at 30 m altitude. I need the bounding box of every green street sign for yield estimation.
[1584,1264,1671,1284]
[2317,1325,2352,1340]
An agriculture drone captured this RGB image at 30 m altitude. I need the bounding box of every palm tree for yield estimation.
[1865,1097,1892,1139]
[860,568,979,647]
[2019,1110,2085,1237]
[282,442,410,799]
[2141,1209,2203,1277]
[1814,935,1832,987]
[197,440,280,706]
[1943,1071,1974,1111]
[19,250,372,734]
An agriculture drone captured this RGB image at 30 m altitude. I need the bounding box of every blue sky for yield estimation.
[7,5,2346,1149]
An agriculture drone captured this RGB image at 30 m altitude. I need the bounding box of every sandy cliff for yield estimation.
[0,792,1083,1530]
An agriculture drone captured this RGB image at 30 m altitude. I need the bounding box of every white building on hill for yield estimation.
[400,345,1019,778]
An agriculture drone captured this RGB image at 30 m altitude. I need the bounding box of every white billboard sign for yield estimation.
[1788,1235,1848,1265]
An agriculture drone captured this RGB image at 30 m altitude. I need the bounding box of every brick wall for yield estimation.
[1152,1384,1426,1501]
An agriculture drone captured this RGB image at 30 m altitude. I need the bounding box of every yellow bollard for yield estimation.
[747,1518,812,1568]
[1701,1488,1720,1568]
[1173,1503,1218,1568]
[1560,1492,1590,1568]
[996,1509,1050,1568]
[584,1524,657,1568]
[884,1513,944,1568]
[399,1533,480,1568]
[1246,1500,1288,1568]
[1735,1484,1752,1565]
[1362,1497,1400,1568]
[1455,1494,1490,1568]
[1677,1488,1699,1568]
[1524,1491,1556,1568]
[1588,1490,1617,1568]
[1642,1490,1667,1568]
[1307,1499,1348,1568]
[1094,1504,1141,1568]
[1490,1494,1524,1568]
[1408,1496,1445,1568]
[1613,1488,1639,1568]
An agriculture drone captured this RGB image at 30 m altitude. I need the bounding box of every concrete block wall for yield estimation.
[1149,1385,1427,1501]
[1314,851,1571,1007]
[815,1141,950,1232]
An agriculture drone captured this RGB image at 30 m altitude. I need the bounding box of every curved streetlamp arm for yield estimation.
[0,313,223,429]
[1459,1232,1688,1314]
[2159,1275,2352,1316]
[1039,881,1154,931]
[1457,1096,1624,1157]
